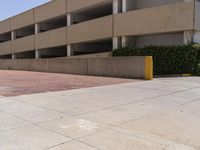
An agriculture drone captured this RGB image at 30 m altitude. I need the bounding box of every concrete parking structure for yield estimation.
[0,0,200,59]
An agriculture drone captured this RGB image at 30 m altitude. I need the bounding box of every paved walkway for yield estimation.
[0,70,135,96]
[0,76,200,149]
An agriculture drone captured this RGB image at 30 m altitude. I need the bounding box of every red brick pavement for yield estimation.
[0,70,138,97]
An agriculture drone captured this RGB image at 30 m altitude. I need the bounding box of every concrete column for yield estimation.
[35,23,40,34]
[67,14,73,56]
[12,54,16,59]
[121,36,127,47]
[35,50,42,59]
[67,45,73,56]
[35,23,41,59]
[113,0,120,50]
[67,14,72,26]
[113,37,119,50]
[113,0,119,14]
[11,31,16,59]
[183,31,194,45]
[121,0,127,47]
[122,0,127,12]
[11,31,16,40]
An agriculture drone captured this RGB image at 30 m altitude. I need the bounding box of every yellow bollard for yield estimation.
[145,56,153,80]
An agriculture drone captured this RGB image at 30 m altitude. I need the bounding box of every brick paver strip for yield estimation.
[0,70,137,96]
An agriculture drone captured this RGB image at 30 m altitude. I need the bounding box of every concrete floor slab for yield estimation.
[0,111,29,131]
[0,74,199,150]
[0,99,70,123]
[39,116,110,139]
[178,100,200,118]
[78,107,141,126]
[118,109,200,149]
[47,141,98,150]
[0,125,71,150]
[79,129,167,150]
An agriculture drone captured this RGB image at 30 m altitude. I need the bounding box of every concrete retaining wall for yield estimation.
[0,56,153,80]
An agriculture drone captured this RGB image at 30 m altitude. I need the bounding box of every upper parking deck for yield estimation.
[0,0,197,57]
[0,0,194,34]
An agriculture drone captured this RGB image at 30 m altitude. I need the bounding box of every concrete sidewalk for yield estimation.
[0,77,200,149]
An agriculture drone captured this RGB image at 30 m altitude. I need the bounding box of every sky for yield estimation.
[0,0,50,21]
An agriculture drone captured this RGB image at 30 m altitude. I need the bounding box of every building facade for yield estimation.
[0,0,199,59]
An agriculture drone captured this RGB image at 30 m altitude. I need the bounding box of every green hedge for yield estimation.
[112,45,200,75]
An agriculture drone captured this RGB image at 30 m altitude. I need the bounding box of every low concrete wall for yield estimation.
[0,56,153,79]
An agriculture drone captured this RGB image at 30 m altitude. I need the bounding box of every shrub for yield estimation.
[112,45,200,75]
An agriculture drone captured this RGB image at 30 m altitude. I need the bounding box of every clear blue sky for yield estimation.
[0,0,50,21]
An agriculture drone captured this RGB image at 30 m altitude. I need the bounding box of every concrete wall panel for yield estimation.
[35,27,67,49]
[10,9,34,30]
[11,35,35,53]
[67,16,113,44]
[0,56,148,79]
[0,41,11,55]
[34,0,67,23]
[47,59,88,75]
[0,59,12,70]
[67,0,110,13]
[88,57,145,78]
[0,19,10,34]
[114,1,194,37]
[31,59,49,72]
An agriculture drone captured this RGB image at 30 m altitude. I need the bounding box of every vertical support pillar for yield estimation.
[113,0,120,50]
[122,0,127,12]
[121,0,127,47]
[12,54,16,59]
[11,31,16,40]
[35,23,41,59]
[183,31,194,45]
[67,14,73,57]
[113,37,119,50]
[113,0,119,14]
[121,36,126,47]
[11,31,16,59]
